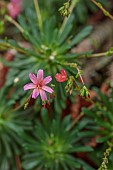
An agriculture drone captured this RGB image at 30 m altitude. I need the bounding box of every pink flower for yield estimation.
[24,69,54,101]
[55,69,67,82]
[7,0,22,19]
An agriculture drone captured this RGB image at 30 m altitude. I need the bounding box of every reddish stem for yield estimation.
[76,65,85,85]
[15,155,22,170]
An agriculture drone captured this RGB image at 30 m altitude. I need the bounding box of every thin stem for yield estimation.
[5,16,24,33]
[63,62,85,85]
[79,49,113,58]
[91,52,108,57]
[15,155,22,170]
[98,140,113,170]
[91,0,113,20]
[76,65,84,85]
[67,99,95,131]
[13,102,25,112]
[67,112,84,131]
[13,95,32,112]
[0,42,30,55]
[59,0,79,34]
[90,49,113,58]
[34,0,42,31]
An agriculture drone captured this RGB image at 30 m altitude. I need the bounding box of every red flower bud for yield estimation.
[55,69,67,82]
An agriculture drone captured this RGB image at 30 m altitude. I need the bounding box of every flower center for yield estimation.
[36,82,42,89]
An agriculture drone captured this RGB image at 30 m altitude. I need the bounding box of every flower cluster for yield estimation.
[58,2,70,17]
[24,69,90,104]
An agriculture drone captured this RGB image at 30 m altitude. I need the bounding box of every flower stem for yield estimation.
[80,47,113,58]
[76,65,84,85]
[5,15,24,33]
[67,112,84,131]
[0,42,29,55]
[59,0,79,35]
[12,95,32,112]
[63,62,85,85]
[34,0,42,31]
[91,52,108,58]
[90,49,113,58]
[15,155,22,170]
[98,140,113,170]
[91,0,113,20]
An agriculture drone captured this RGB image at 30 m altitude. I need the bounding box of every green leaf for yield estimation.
[71,146,93,152]
[58,24,72,45]
[0,56,35,68]
[94,87,111,111]
[43,17,57,44]
[78,131,99,137]
[41,108,50,131]
[81,160,95,170]
[77,118,91,130]
[96,120,112,131]
[96,135,112,143]
[82,107,94,117]
[64,155,81,168]
[70,26,92,47]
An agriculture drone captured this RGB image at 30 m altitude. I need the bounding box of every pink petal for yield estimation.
[39,90,47,101]
[60,69,67,76]
[55,73,60,79]
[8,2,21,18]
[55,73,62,81]
[43,76,52,84]
[29,73,37,84]
[42,86,53,93]
[32,89,39,99]
[11,0,22,3]
[37,69,43,81]
[24,83,36,90]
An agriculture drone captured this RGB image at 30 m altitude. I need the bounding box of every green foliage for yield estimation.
[0,8,92,113]
[0,88,32,170]
[83,88,113,143]
[82,88,113,169]
[22,108,93,170]
[23,0,109,23]
[35,0,64,19]
[0,1,112,169]
[74,0,109,23]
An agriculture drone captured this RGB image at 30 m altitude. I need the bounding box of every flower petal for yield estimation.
[24,83,36,90]
[32,89,39,99]
[55,73,60,79]
[43,76,52,84]
[42,86,53,93]
[55,73,62,81]
[37,69,43,81]
[60,69,67,76]
[8,1,21,19]
[29,73,37,84]
[39,90,47,101]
